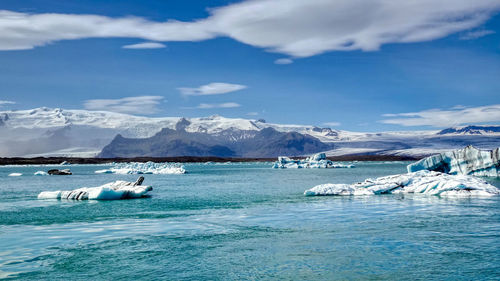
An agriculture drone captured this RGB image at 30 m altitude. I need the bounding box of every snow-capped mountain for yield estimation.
[437,125,500,135]
[0,107,499,157]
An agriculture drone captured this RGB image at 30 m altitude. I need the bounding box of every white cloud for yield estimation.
[274,58,293,65]
[459,30,496,40]
[196,102,241,109]
[246,112,259,116]
[84,96,165,114]
[122,42,166,49]
[1,0,499,57]
[178,82,247,96]
[0,100,15,106]
[380,104,500,127]
[323,122,341,127]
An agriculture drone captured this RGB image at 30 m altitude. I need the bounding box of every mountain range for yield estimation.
[0,107,499,158]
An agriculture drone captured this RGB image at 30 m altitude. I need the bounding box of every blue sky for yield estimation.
[0,0,500,131]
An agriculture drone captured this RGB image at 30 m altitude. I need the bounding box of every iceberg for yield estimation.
[95,161,186,175]
[8,173,22,177]
[34,171,48,176]
[48,169,72,175]
[38,176,153,200]
[273,153,354,169]
[407,145,500,177]
[304,170,500,197]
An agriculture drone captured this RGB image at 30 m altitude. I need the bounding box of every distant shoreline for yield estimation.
[0,155,420,165]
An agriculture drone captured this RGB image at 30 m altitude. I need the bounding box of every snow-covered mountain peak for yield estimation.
[437,125,500,136]
[0,107,498,157]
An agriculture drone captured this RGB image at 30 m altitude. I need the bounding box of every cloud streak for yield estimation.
[1,0,499,57]
[380,104,500,127]
[178,82,247,96]
[274,58,293,65]
[0,100,15,106]
[323,122,341,127]
[459,30,496,40]
[122,42,166,49]
[196,102,241,109]
[83,96,165,114]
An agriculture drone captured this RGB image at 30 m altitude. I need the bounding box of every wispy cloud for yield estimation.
[1,0,499,57]
[84,96,165,114]
[178,82,247,96]
[274,58,293,65]
[459,30,496,40]
[122,42,166,49]
[380,104,500,127]
[0,100,15,106]
[246,112,259,116]
[196,102,241,109]
[323,122,341,127]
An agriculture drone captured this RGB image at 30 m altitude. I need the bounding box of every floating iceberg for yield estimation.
[38,176,152,200]
[48,169,72,175]
[95,161,186,175]
[407,145,500,177]
[8,173,22,177]
[273,153,354,169]
[34,171,48,176]
[304,170,499,197]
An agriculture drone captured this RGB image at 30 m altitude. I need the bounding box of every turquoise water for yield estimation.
[1,162,499,280]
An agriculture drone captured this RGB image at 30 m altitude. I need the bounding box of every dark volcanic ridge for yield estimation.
[99,127,333,158]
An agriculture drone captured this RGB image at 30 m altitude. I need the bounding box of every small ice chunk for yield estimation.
[34,171,48,176]
[38,176,153,200]
[305,170,499,197]
[8,173,22,177]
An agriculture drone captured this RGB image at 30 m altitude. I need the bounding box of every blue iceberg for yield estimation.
[272,153,354,169]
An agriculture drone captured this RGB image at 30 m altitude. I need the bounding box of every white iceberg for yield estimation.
[8,173,22,177]
[272,153,354,169]
[34,171,48,176]
[38,176,152,200]
[407,145,499,177]
[95,161,186,175]
[304,170,500,197]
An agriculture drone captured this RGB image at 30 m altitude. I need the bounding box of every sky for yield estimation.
[0,0,500,131]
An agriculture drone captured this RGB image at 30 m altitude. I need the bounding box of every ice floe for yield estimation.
[95,161,186,175]
[272,153,354,169]
[38,176,152,200]
[34,171,48,176]
[408,145,499,177]
[8,173,22,177]
[48,169,72,175]
[304,170,500,197]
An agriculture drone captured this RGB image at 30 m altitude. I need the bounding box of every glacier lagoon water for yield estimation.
[0,162,499,280]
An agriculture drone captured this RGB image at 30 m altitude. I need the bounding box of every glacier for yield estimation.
[1,107,499,158]
[272,153,354,169]
[407,145,500,177]
[95,161,186,175]
[304,170,500,197]
[38,176,153,200]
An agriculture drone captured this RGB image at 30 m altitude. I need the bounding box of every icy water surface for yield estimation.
[0,162,499,280]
